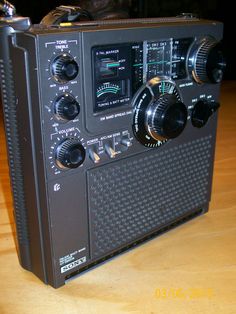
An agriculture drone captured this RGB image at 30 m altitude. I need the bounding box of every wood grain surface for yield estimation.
[0,81,236,314]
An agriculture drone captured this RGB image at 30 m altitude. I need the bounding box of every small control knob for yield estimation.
[54,94,80,121]
[191,100,220,128]
[55,139,85,169]
[189,38,226,84]
[146,94,188,141]
[51,54,79,83]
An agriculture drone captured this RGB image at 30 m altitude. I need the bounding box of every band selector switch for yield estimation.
[105,143,116,158]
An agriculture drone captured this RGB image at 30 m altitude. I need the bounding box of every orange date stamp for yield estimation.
[155,287,214,300]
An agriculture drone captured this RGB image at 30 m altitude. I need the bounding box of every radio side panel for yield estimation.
[0,26,32,271]
[7,32,55,285]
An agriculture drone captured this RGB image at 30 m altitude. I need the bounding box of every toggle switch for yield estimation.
[89,149,101,163]
[105,144,116,158]
[121,137,132,147]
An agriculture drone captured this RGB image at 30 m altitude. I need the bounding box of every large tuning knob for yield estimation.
[189,37,226,84]
[51,54,79,83]
[133,77,187,147]
[55,139,85,169]
[146,94,187,141]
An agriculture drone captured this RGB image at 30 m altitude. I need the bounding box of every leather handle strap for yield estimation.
[40,5,93,26]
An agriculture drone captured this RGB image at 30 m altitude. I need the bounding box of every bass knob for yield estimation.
[54,94,80,121]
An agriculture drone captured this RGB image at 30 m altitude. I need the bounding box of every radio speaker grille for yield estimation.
[87,136,213,258]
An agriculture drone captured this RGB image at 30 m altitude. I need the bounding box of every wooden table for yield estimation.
[0,81,236,314]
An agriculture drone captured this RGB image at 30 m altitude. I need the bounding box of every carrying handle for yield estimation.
[0,0,16,17]
[40,5,93,26]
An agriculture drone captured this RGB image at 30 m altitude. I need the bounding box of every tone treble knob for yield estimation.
[189,37,226,84]
[146,94,188,141]
[54,94,80,121]
[55,139,85,169]
[51,54,79,83]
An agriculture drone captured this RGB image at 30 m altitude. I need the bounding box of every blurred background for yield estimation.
[5,0,235,78]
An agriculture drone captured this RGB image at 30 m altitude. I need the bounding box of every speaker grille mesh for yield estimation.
[87,136,212,258]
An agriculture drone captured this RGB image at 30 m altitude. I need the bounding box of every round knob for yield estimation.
[206,42,226,83]
[146,94,188,141]
[54,94,80,121]
[51,54,79,83]
[132,77,186,147]
[55,139,85,169]
[190,38,226,84]
[191,100,220,128]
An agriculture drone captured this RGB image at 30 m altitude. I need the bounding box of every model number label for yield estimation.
[60,256,86,273]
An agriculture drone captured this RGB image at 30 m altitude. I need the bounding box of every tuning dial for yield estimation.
[146,94,187,141]
[51,54,79,83]
[191,100,220,128]
[189,37,226,84]
[54,94,80,121]
[55,139,85,169]
[133,77,187,147]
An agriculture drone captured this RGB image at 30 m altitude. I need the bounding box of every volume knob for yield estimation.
[51,54,79,83]
[55,139,85,169]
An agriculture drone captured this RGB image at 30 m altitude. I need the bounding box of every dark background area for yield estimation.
[5,0,236,79]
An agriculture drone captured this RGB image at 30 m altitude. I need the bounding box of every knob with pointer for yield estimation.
[51,54,79,83]
[54,94,80,121]
[191,100,220,128]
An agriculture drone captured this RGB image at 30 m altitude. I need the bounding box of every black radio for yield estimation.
[0,4,225,288]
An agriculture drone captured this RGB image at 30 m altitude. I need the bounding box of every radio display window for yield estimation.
[95,80,129,111]
[92,38,192,113]
[93,44,132,113]
[96,57,119,78]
